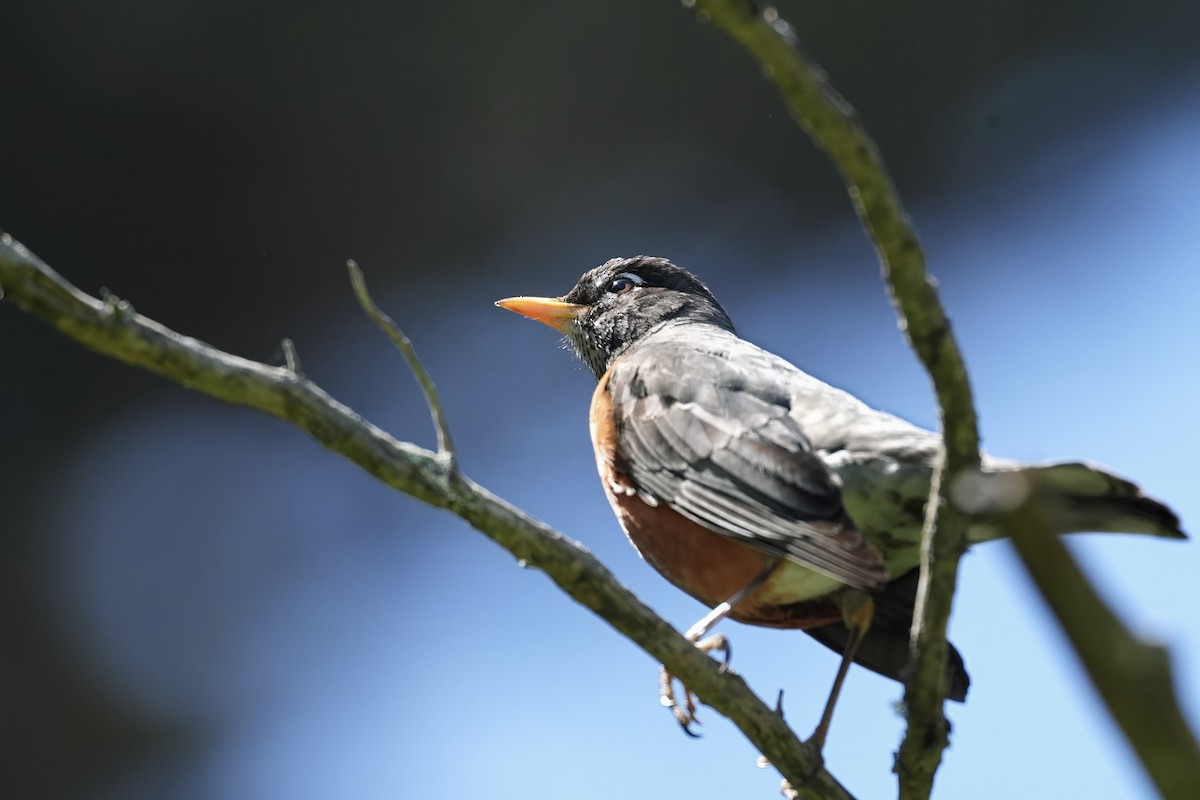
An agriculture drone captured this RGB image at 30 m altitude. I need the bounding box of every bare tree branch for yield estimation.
[688,2,980,795]
[347,259,458,472]
[987,477,1200,800]
[689,4,1200,799]
[7,5,1193,797]
[0,232,855,800]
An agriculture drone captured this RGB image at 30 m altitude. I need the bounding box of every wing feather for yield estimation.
[607,327,886,590]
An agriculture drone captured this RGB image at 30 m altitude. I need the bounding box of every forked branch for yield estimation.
[688,2,979,794]
[0,233,853,800]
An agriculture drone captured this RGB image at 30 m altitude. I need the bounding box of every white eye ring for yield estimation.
[608,272,644,294]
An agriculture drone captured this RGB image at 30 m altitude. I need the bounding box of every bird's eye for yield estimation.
[608,272,643,294]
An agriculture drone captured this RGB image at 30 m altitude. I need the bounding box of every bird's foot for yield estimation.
[658,633,734,736]
[694,631,731,669]
[803,723,830,755]
[659,664,702,736]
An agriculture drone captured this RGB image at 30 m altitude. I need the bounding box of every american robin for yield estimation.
[496,256,1185,748]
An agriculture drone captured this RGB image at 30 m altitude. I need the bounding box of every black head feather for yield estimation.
[560,256,735,378]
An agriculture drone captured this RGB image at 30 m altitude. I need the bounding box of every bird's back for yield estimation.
[621,323,1183,579]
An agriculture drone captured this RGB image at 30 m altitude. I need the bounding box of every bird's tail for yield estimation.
[809,462,1182,701]
[970,460,1186,540]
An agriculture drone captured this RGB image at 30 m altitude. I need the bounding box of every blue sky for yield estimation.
[39,56,1200,800]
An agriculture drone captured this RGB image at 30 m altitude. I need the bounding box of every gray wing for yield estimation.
[608,327,887,591]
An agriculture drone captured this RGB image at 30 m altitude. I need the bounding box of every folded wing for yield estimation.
[607,329,887,591]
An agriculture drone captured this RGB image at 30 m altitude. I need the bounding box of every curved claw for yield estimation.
[672,706,702,739]
[659,665,703,736]
[698,633,732,672]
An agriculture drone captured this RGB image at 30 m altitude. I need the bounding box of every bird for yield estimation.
[495,256,1185,749]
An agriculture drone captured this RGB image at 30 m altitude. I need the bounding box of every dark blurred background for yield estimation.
[3,2,1198,798]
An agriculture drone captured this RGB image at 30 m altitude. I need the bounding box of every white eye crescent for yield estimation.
[608,272,644,294]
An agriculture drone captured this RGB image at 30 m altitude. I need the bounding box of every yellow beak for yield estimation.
[495,296,586,333]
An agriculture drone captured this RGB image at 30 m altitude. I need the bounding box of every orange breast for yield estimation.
[602,477,774,607]
[590,373,842,630]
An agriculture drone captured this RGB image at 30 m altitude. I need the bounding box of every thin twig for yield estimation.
[281,337,303,375]
[0,233,854,800]
[689,2,980,795]
[347,259,457,473]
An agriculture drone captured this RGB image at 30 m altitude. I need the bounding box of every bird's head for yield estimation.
[496,256,734,379]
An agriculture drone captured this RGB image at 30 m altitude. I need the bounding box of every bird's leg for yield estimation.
[807,588,875,752]
[681,603,734,670]
[660,564,776,735]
